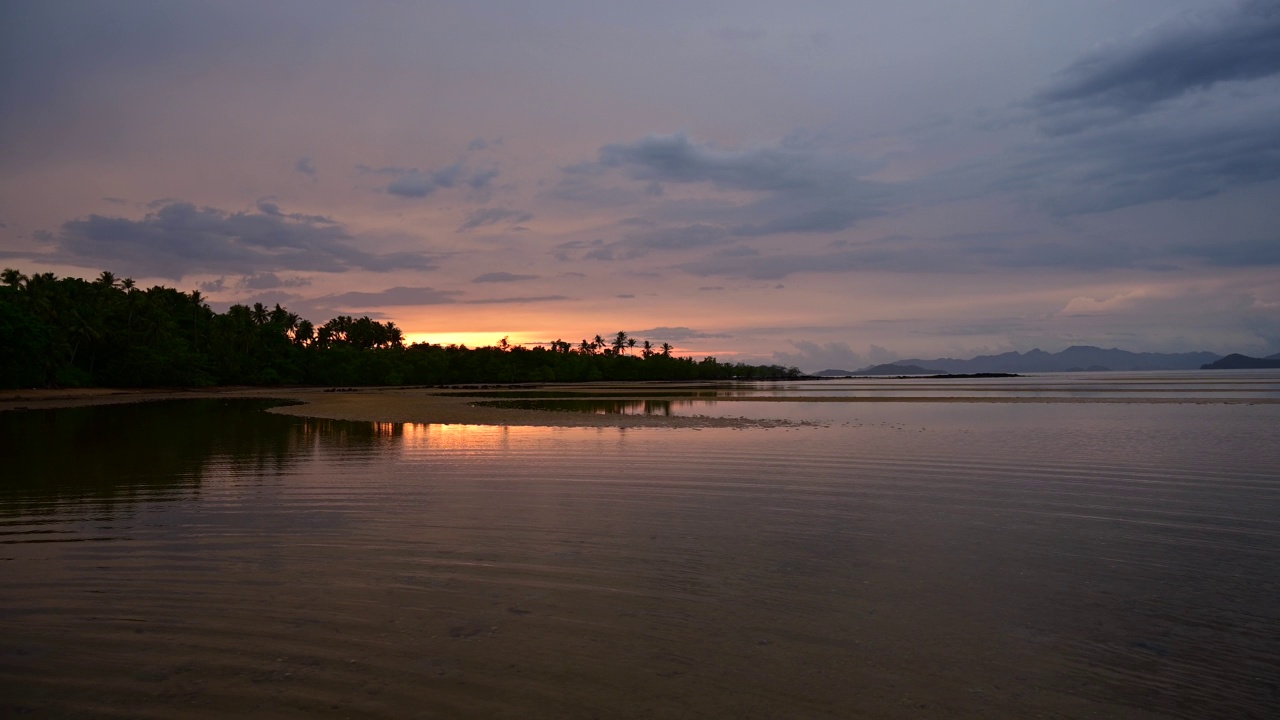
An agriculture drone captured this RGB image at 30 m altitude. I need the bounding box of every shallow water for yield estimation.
[2,385,1279,719]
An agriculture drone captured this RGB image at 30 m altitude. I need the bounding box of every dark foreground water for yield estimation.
[2,389,1278,719]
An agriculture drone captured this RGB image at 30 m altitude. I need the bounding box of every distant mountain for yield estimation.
[853,363,945,376]
[1269,353,1280,360]
[812,369,857,377]
[1201,354,1280,370]
[894,346,1221,374]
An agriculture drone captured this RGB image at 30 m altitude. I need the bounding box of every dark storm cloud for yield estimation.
[458,208,533,231]
[51,202,438,279]
[1178,236,1280,266]
[1034,0,1280,131]
[579,133,887,236]
[675,232,1165,280]
[472,271,539,283]
[1009,116,1280,215]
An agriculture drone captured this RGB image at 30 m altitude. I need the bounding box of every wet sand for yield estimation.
[2,383,1276,430]
[0,386,793,429]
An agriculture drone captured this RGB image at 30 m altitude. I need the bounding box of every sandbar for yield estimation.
[1,384,1273,429]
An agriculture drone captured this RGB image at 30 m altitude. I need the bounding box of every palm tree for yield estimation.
[385,322,403,348]
[612,331,628,355]
[660,342,672,357]
[1,268,26,289]
[642,340,653,358]
[294,319,315,346]
[189,290,205,347]
[627,337,637,355]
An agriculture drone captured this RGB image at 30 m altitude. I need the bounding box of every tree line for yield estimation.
[0,268,802,388]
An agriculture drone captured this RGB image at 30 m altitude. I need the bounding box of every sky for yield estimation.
[2,0,1279,369]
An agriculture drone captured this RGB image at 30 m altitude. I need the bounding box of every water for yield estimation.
[2,379,1278,719]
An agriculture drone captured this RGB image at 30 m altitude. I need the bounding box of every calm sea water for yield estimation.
[2,374,1278,719]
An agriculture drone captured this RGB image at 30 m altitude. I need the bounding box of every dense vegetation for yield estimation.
[0,269,801,388]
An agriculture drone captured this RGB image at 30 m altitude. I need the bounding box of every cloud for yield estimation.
[458,207,533,231]
[1034,1,1280,131]
[387,168,455,198]
[1059,289,1152,316]
[569,132,887,236]
[467,167,500,190]
[1014,115,1280,215]
[50,201,438,278]
[465,295,569,305]
[770,341,901,372]
[565,223,737,262]
[1177,235,1280,266]
[320,286,567,309]
[672,231,1163,280]
[361,161,500,199]
[294,156,317,177]
[472,271,539,283]
[324,286,463,307]
[625,223,731,250]
[629,326,730,341]
[237,272,311,290]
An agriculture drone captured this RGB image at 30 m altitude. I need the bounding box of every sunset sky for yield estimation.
[3,1,1278,369]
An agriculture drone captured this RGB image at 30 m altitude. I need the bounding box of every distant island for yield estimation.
[814,363,944,376]
[813,346,1280,375]
[888,346,1223,374]
[1201,353,1280,370]
[812,366,1019,379]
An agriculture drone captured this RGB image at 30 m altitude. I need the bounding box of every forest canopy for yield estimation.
[0,269,801,389]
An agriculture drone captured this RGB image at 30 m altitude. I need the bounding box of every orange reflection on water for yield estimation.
[400,422,514,454]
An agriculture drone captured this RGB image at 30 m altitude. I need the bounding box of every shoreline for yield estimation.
[1,385,1276,429]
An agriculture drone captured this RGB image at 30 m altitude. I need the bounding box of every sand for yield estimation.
[0,385,795,429]
[2,383,1273,429]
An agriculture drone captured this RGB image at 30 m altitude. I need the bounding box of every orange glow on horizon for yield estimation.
[403,331,550,348]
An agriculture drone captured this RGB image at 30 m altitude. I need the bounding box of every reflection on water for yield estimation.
[455,369,1280,403]
[2,391,1279,719]
[483,398,706,415]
